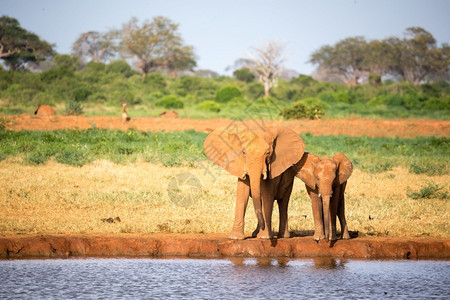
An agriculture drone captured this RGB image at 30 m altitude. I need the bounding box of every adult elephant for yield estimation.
[204,124,305,239]
[296,152,353,242]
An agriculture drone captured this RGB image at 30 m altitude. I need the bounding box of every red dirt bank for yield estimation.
[1,234,449,259]
[4,115,450,138]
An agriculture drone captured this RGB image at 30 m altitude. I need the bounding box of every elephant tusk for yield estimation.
[318,193,321,198]
[262,171,267,180]
[241,171,247,179]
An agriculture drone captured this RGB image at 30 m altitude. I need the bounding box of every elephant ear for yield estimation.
[269,127,306,179]
[203,126,246,178]
[296,153,319,189]
[332,153,353,184]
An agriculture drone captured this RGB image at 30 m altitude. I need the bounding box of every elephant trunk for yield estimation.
[249,169,265,231]
[322,195,331,242]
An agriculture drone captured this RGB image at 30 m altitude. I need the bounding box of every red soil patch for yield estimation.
[34,105,56,116]
[3,115,450,137]
[1,234,448,259]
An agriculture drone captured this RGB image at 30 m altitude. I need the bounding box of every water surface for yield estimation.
[0,258,449,299]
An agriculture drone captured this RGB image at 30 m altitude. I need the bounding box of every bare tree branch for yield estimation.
[247,41,286,97]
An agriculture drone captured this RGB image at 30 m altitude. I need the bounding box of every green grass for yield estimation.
[301,133,450,175]
[0,129,206,167]
[407,182,448,200]
[0,129,448,174]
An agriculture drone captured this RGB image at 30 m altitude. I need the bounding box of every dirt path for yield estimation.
[1,234,449,259]
[4,115,450,137]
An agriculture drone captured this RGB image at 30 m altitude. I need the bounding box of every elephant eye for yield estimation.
[242,150,246,156]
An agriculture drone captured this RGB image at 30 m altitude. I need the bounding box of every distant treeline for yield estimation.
[0,58,448,119]
[0,15,449,119]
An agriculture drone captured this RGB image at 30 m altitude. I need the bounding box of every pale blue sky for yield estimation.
[2,0,450,75]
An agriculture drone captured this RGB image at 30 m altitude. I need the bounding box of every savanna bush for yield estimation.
[112,90,135,105]
[106,60,137,78]
[155,95,184,109]
[423,96,450,110]
[196,101,221,112]
[280,97,326,120]
[65,100,83,115]
[73,87,92,102]
[144,72,167,90]
[233,67,255,83]
[215,85,242,103]
[245,82,264,100]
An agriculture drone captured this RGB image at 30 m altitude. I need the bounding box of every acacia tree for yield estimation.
[247,41,286,98]
[364,39,397,77]
[0,16,54,70]
[118,16,196,76]
[309,37,367,86]
[394,27,447,84]
[72,31,118,63]
[310,27,449,85]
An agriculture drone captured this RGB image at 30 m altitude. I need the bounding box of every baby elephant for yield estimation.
[296,152,353,242]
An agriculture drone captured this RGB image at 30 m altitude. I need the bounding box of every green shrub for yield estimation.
[423,96,450,110]
[360,161,393,173]
[26,151,50,165]
[177,75,201,95]
[403,93,428,109]
[106,60,137,78]
[407,182,447,200]
[215,85,242,103]
[73,87,92,102]
[246,82,265,100]
[40,66,74,83]
[155,95,184,109]
[332,91,351,103]
[196,101,221,112]
[233,68,255,83]
[409,161,446,176]
[280,98,326,120]
[144,72,167,90]
[385,94,404,106]
[149,91,164,99]
[55,149,90,167]
[112,90,135,105]
[65,100,83,115]
[367,96,386,106]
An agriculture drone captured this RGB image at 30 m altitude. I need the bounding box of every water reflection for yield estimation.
[229,257,290,267]
[229,256,345,270]
[312,257,346,270]
[0,258,448,299]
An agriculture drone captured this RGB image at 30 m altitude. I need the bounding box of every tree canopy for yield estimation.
[118,16,196,76]
[0,16,55,70]
[309,27,449,85]
[72,31,117,63]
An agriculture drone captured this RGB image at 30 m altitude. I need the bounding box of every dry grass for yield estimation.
[1,159,449,238]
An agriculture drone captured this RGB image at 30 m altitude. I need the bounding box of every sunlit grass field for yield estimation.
[0,129,449,238]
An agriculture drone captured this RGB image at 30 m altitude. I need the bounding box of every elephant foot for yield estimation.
[256,231,272,239]
[313,233,326,242]
[229,230,246,240]
[278,231,291,239]
[341,231,351,240]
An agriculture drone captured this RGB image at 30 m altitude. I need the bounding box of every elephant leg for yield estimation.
[230,178,250,240]
[256,182,273,239]
[330,189,339,241]
[307,186,325,241]
[277,181,293,238]
[277,197,291,238]
[337,182,350,239]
